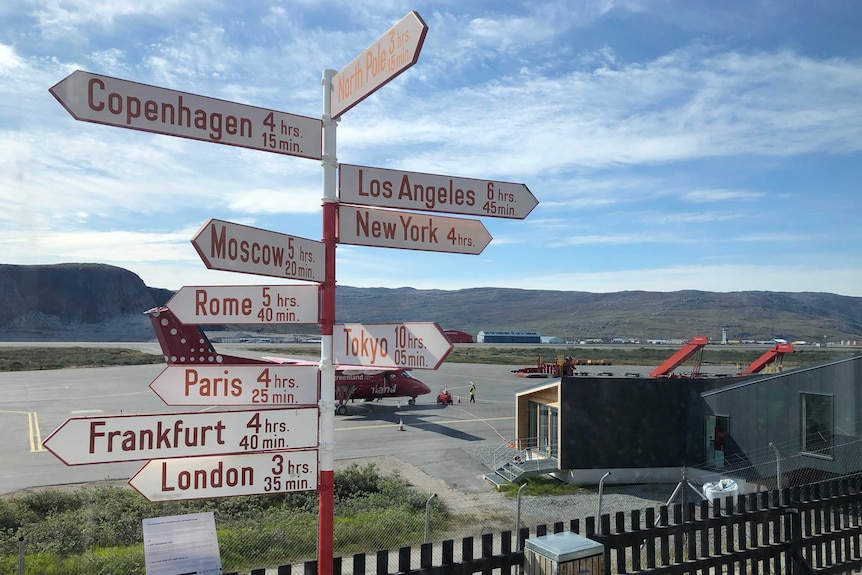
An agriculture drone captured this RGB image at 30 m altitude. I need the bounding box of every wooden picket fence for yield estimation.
[229,476,862,575]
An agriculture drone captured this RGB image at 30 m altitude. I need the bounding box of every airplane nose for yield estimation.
[416,380,431,395]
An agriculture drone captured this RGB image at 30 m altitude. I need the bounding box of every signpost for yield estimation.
[339,164,538,219]
[43,408,319,465]
[338,205,492,254]
[130,450,318,501]
[334,322,453,369]
[191,218,325,282]
[47,10,538,575]
[166,284,319,324]
[330,11,428,119]
[50,70,322,160]
[149,364,319,406]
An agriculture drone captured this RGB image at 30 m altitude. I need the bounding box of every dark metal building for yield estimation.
[512,355,862,488]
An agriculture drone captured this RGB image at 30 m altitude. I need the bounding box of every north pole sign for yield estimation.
[334,322,452,369]
[50,70,322,160]
[330,11,428,119]
[43,408,318,465]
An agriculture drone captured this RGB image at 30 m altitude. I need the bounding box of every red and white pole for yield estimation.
[318,68,338,575]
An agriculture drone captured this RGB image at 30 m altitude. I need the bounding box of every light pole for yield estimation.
[516,481,529,551]
[597,472,611,534]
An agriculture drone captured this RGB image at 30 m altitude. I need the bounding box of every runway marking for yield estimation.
[28,412,45,452]
[447,406,509,441]
[0,410,46,453]
[336,415,513,432]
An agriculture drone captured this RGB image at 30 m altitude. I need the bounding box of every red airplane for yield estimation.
[144,306,431,415]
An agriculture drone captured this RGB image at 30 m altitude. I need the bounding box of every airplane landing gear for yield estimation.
[336,404,348,415]
[408,398,416,405]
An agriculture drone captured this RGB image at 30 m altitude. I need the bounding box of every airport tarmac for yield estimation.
[0,359,533,496]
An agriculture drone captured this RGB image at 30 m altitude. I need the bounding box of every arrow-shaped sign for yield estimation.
[339,164,538,220]
[166,285,319,325]
[150,364,319,407]
[50,70,322,160]
[130,450,318,502]
[43,408,318,465]
[334,322,453,369]
[191,219,325,282]
[330,11,428,119]
[338,205,492,255]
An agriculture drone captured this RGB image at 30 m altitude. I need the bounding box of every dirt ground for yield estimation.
[336,454,508,514]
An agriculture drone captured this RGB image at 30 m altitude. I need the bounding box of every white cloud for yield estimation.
[682,189,765,203]
[2,1,861,299]
[0,44,25,70]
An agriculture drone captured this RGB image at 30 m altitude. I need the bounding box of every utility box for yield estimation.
[524,531,604,575]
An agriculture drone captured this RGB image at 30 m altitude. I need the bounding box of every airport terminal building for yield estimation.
[477,330,541,344]
[499,355,862,490]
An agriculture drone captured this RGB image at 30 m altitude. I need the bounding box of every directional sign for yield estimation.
[50,70,322,160]
[192,219,325,282]
[339,164,538,220]
[167,285,319,325]
[334,322,453,370]
[130,450,318,502]
[43,408,318,465]
[330,11,428,119]
[150,364,319,407]
[338,205,491,254]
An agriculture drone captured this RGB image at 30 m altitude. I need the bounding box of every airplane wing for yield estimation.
[261,356,317,366]
[261,355,394,373]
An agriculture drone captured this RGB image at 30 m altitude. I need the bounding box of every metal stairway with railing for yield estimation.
[482,439,559,487]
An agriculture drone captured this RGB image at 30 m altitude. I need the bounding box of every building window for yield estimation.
[526,400,558,457]
[801,393,833,458]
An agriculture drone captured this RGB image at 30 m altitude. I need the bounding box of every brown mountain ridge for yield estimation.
[0,263,859,343]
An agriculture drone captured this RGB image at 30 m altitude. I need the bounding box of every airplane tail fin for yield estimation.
[144,306,268,366]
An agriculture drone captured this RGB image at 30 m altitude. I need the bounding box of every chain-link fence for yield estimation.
[208,428,862,574]
[10,431,862,574]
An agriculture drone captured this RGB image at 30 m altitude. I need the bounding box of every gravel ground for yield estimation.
[462,443,681,530]
[339,442,685,539]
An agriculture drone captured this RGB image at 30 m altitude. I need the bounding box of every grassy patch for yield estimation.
[0,344,850,372]
[496,476,589,498]
[1,464,446,574]
[0,348,164,371]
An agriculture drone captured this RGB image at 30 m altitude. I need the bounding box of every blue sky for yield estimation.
[1,0,861,295]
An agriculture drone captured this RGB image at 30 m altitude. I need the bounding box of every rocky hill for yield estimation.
[0,263,860,343]
[336,287,862,343]
[0,263,158,341]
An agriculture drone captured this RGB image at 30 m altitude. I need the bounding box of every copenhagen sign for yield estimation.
[50,70,322,160]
